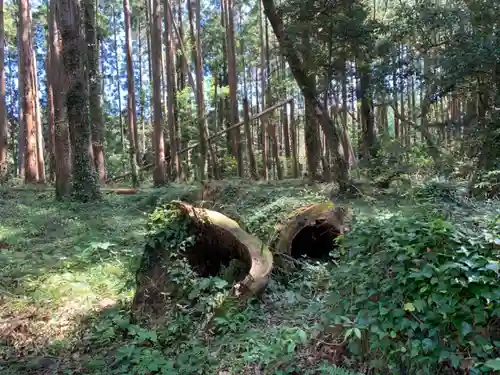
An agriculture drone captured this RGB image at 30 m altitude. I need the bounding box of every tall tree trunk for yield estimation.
[49,0,71,198]
[46,48,56,182]
[65,0,101,202]
[19,0,37,183]
[150,0,166,185]
[341,64,350,165]
[138,20,146,155]
[219,0,230,162]
[6,51,16,172]
[176,0,186,180]
[265,24,282,179]
[86,0,106,183]
[281,59,290,160]
[123,0,138,186]
[145,0,153,130]
[61,0,101,201]
[243,97,258,179]
[224,0,243,177]
[300,7,320,180]
[262,0,349,190]
[399,47,405,145]
[16,15,24,178]
[164,0,179,179]
[112,6,124,151]
[32,45,45,182]
[0,0,7,182]
[240,16,256,180]
[258,1,268,179]
[303,73,320,178]
[392,54,399,139]
[176,0,185,92]
[359,63,376,159]
[289,99,298,177]
[187,0,207,179]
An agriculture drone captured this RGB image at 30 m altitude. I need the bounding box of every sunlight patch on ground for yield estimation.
[25,261,130,307]
[0,192,145,361]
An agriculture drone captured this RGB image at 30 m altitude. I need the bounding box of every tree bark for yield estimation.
[86,0,106,183]
[50,0,71,198]
[265,23,282,180]
[258,2,268,180]
[61,0,101,201]
[123,0,139,187]
[112,6,124,151]
[0,0,7,182]
[164,0,179,179]
[289,99,299,178]
[150,0,166,186]
[16,15,24,178]
[46,50,56,182]
[32,45,45,182]
[300,7,320,180]
[187,0,207,179]
[359,63,376,159]
[19,0,37,183]
[281,60,290,159]
[243,97,258,179]
[224,0,243,177]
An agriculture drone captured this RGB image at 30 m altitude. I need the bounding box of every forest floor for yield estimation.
[0,180,498,375]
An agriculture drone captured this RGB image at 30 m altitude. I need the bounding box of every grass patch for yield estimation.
[0,191,145,361]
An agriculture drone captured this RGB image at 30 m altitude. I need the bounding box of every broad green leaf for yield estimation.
[484,358,500,370]
[404,302,415,312]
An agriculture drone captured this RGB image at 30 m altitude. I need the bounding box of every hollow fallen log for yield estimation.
[274,202,347,263]
[131,201,273,323]
[174,202,273,296]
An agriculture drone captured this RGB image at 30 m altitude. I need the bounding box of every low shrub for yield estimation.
[327,209,500,374]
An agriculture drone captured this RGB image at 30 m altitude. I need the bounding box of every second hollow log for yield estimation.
[274,202,347,262]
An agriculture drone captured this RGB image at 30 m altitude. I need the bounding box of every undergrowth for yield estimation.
[331,206,500,374]
[0,180,498,374]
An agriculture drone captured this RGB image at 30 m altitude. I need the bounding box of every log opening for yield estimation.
[185,221,251,281]
[290,219,341,261]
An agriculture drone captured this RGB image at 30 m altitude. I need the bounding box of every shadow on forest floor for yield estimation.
[0,190,147,367]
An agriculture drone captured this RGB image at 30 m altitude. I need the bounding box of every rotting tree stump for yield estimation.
[274,202,347,263]
[131,201,273,323]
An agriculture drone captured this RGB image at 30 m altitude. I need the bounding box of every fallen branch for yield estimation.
[177,97,294,154]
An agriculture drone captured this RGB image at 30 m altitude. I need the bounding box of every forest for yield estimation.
[0,0,499,373]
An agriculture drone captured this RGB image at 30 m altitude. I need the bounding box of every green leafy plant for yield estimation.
[329,210,500,374]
